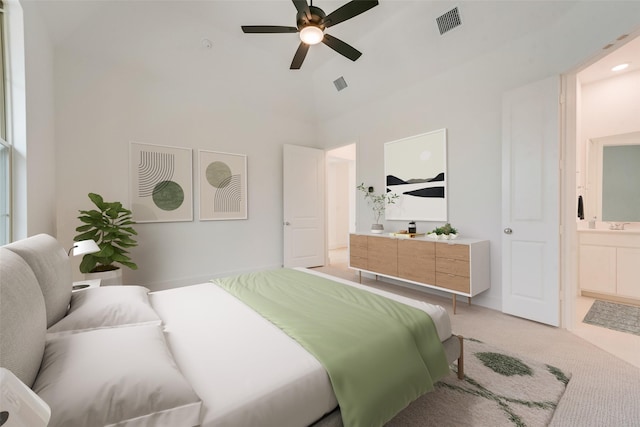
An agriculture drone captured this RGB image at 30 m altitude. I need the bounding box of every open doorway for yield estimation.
[326,144,356,267]
[563,31,640,368]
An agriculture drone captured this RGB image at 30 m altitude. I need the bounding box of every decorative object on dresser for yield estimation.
[384,129,448,221]
[349,233,490,313]
[427,222,458,240]
[356,183,399,233]
[74,193,138,285]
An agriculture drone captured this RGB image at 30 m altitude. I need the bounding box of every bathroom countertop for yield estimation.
[577,223,640,234]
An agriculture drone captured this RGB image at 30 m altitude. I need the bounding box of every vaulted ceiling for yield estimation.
[30,1,640,121]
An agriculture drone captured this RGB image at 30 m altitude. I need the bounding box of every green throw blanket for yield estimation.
[214,268,450,427]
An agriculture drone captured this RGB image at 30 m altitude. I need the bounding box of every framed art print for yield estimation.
[198,150,247,220]
[384,129,448,221]
[129,142,193,223]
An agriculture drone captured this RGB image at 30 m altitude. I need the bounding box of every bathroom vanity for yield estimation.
[578,225,640,305]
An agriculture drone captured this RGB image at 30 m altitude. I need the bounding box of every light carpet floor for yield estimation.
[312,264,640,427]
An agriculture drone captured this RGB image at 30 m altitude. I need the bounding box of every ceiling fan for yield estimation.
[241,0,379,70]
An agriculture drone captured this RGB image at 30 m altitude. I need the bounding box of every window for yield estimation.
[0,2,10,245]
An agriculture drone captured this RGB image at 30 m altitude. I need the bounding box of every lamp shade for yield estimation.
[69,239,100,257]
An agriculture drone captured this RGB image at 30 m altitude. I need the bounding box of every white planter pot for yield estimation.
[84,268,122,286]
[371,224,384,234]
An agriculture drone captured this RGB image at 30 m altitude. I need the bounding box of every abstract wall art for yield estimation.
[129,142,193,223]
[384,129,448,221]
[198,150,247,220]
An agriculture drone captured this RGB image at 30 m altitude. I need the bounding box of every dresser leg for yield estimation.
[452,294,457,314]
[468,296,471,306]
[359,271,362,284]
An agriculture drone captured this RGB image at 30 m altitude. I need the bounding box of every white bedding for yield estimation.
[149,268,452,427]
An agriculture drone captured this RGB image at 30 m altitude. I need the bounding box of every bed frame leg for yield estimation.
[456,335,464,380]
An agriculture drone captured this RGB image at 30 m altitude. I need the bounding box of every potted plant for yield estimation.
[357,183,399,233]
[427,223,458,240]
[74,193,138,285]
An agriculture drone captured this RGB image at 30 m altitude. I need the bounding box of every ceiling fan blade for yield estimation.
[290,42,310,70]
[322,34,362,61]
[292,0,311,19]
[242,25,298,34]
[322,0,379,28]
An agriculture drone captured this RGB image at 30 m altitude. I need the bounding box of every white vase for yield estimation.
[84,268,122,286]
[371,224,384,234]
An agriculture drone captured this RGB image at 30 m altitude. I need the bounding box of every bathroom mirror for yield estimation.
[586,131,640,222]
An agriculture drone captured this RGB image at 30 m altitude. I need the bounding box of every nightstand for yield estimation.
[72,279,102,292]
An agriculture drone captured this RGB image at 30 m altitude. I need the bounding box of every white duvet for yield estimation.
[149,268,452,427]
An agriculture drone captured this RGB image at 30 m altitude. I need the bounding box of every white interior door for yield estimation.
[502,76,560,326]
[283,144,326,268]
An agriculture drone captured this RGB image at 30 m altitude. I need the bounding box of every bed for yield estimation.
[0,234,463,427]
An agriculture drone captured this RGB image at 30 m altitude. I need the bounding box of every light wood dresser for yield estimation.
[349,233,490,313]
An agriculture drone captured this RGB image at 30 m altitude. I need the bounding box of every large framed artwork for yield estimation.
[129,142,193,223]
[198,150,248,220]
[384,129,448,221]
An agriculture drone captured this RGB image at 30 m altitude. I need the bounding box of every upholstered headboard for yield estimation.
[0,247,48,388]
[4,234,72,328]
[0,234,71,387]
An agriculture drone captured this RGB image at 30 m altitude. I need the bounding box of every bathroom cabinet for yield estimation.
[578,230,640,303]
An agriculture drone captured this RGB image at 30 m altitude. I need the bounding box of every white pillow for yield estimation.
[47,285,161,335]
[33,324,202,427]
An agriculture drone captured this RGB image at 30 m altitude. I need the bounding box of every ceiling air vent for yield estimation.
[436,7,462,35]
[333,76,348,92]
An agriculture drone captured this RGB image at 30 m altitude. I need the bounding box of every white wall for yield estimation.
[313,2,640,310]
[581,70,640,140]
[579,69,640,183]
[48,2,319,288]
[21,1,56,237]
[327,143,355,250]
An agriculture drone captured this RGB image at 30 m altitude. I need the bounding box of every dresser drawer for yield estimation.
[367,236,398,277]
[436,257,470,277]
[349,234,368,258]
[350,256,368,270]
[436,272,471,293]
[398,239,436,284]
[436,243,469,261]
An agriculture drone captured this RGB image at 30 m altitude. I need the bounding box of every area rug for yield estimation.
[582,300,640,336]
[386,338,571,427]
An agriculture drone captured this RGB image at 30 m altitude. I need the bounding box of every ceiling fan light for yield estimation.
[300,26,324,45]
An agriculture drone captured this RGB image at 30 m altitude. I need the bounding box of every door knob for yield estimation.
[284,221,291,226]
[504,228,513,235]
